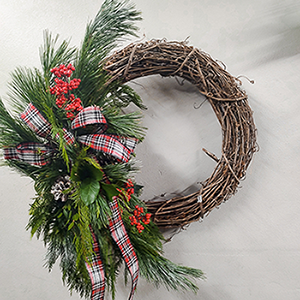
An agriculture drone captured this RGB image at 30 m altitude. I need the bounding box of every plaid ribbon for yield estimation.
[77,134,133,163]
[109,197,139,300]
[71,106,107,132]
[3,142,53,166]
[20,103,75,144]
[86,228,106,300]
[72,107,137,163]
[20,103,52,138]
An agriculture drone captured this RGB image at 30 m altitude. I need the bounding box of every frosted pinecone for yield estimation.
[51,175,72,202]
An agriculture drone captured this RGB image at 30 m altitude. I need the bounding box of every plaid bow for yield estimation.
[4,104,137,165]
[4,103,139,300]
[72,106,138,163]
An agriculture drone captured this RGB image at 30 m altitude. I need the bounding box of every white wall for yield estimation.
[1,1,300,299]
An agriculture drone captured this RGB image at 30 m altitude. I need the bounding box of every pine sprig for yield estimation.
[40,31,77,77]
[8,67,50,113]
[0,98,40,148]
[103,106,145,140]
[74,0,142,109]
[128,225,205,292]
[140,254,205,292]
[106,84,147,110]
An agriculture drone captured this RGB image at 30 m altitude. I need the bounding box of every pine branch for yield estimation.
[126,215,205,293]
[105,84,147,110]
[139,254,205,292]
[80,0,141,65]
[103,106,145,140]
[8,67,52,114]
[0,98,41,147]
[39,30,77,77]
[74,0,142,108]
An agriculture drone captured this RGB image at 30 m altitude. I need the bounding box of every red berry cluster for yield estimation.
[51,63,75,78]
[125,179,135,201]
[129,205,151,233]
[50,64,83,119]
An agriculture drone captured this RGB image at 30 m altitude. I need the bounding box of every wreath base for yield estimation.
[105,40,257,228]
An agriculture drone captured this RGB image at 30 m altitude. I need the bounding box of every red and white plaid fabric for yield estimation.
[71,106,137,163]
[4,142,53,166]
[86,229,106,300]
[16,103,137,163]
[20,103,52,138]
[20,103,74,144]
[108,135,138,153]
[109,197,139,300]
[77,134,132,163]
[55,128,75,145]
[71,106,107,132]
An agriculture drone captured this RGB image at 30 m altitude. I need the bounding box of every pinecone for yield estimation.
[51,175,72,202]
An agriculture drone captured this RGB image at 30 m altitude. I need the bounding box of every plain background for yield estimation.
[1,0,300,299]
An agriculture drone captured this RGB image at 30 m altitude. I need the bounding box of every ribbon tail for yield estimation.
[3,147,19,160]
[86,228,106,300]
[108,197,139,300]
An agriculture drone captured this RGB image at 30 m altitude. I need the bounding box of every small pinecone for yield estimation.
[51,175,72,202]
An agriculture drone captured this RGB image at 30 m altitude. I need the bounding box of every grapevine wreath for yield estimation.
[0,1,256,300]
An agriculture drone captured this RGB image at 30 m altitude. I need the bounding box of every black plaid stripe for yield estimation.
[17,142,52,166]
[86,229,105,300]
[78,134,131,162]
[109,198,139,300]
[20,103,52,138]
[62,128,75,144]
[71,106,107,131]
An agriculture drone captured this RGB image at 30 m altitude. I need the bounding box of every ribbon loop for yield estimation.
[71,106,107,133]
[20,103,75,144]
[4,142,53,166]
[77,134,132,163]
[20,103,52,138]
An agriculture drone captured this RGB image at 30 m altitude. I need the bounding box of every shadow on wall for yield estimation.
[247,1,300,66]
[128,75,222,200]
